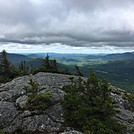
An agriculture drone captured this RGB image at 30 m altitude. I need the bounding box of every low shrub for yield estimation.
[23,79,52,111]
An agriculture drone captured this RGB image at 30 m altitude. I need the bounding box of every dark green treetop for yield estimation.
[61,70,126,133]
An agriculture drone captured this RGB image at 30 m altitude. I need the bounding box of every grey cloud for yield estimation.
[61,0,134,14]
[0,0,134,49]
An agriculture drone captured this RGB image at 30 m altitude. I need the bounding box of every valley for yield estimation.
[1,51,134,93]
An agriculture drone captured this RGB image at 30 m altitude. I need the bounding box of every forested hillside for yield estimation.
[0,50,134,92]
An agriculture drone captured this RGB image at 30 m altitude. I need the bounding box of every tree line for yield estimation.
[0,50,73,83]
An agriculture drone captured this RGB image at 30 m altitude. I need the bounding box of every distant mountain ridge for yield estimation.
[1,51,133,63]
[0,51,134,92]
[26,52,134,61]
[102,52,134,61]
[0,52,33,63]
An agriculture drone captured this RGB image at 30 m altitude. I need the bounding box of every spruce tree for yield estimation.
[62,70,125,133]
[51,59,58,73]
[19,60,29,75]
[41,54,51,72]
[0,50,11,76]
[0,50,19,82]
[75,65,83,76]
[45,54,50,71]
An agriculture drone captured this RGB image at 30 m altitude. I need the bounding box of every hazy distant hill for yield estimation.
[1,52,134,92]
[102,52,134,61]
[27,53,91,58]
[85,52,134,61]
[0,53,33,63]
[27,52,134,64]
[92,59,134,92]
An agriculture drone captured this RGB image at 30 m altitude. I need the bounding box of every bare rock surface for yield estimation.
[0,72,134,133]
[110,86,134,134]
[0,72,70,133]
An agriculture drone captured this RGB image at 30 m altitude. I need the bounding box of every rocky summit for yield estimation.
[0,72,134,134]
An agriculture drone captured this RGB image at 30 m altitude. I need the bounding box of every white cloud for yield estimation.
[0,0,134,53]
[1,43,134,54]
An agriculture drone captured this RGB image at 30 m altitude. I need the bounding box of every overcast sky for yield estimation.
[0,0,134,53]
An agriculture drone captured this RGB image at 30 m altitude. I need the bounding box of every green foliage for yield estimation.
[75,65,83,76]
[44,54,51,71]
[1,51,133,93]
[23,79,39,93]
[123,93,134,102]
[26,92,52,111]
[0,130,4,134]
[122,93,134,111]
[19,60,29,75]
[0,50,11,74]
[51,59,58,72]
[61,70,125,133]
[23,79,52,111]
[41,55,59,73]
[131,126,134,132]
[0,50,20,83]
[68,76,75,83]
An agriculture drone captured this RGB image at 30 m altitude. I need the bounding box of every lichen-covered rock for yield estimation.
[0,101,19,128]
[0,72,134,133]
[0,72,71,133]
[15,95,28,109]
[123,100,134,112]
[111,92,134,133]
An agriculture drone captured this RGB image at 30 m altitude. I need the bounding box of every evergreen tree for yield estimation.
[23,79,53,111]
[61,70,125,133]
[51,59,58,73]
[19,60,29,75]
[44,54,50,71]
[30,64,36,74]
[75,65,83,76]
[0,50,11,76]
[41,55,59,73]
[0,50,19,82]
[41,54,51,72]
